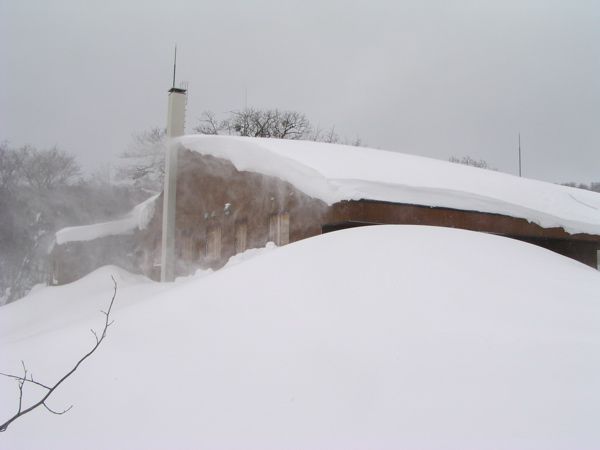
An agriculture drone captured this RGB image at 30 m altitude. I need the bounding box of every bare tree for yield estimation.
[0,142,25,192]
[562,181,600,192]
[0,277,117,432]
[269,110,311,139]
[449,155,494,170]
[221,108,312,139]
[195,108,312,139]
[194,111,223,135]
[20,146,81,190]
[116,127,167,193]
[1,143,81,192]
[195,108,364,145]
[309,125,340,143]
[348,135,363,147]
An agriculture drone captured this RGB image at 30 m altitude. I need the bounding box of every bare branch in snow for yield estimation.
[0,276,118,432]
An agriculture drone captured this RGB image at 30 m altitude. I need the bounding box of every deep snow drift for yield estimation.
[1,226,600,449]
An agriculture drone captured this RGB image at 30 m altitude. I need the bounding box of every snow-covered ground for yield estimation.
[1,225,599,449]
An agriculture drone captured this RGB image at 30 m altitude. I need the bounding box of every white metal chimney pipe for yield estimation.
[161,87,187,282]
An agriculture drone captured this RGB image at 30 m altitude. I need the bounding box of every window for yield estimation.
[235,222,248,254]
[195,241,204,261]
[179,230,194,261]
[181,235,196,262]
[206,227,222,261]
[269,213,290,246]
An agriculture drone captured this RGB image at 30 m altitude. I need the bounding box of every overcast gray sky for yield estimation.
[1,0,599,184]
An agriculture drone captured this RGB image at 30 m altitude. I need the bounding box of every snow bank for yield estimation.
[173,242,278,283]
[1,226,600,449]
[54,194,158,245]
[179,135,600,235]
[0,266,163,343]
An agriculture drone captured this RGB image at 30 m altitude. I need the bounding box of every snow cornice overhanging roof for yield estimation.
[177,135,600,236]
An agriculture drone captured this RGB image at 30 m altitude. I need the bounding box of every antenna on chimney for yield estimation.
[172,45,177,89]
[518,132,522,177]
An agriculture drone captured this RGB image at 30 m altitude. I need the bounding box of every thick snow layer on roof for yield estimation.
[2,226,600,448]
[179,135,600,235]
[55,194,158,245]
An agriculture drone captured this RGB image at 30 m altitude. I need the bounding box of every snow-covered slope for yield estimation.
[179,135,600,235]
[1,226,600,449]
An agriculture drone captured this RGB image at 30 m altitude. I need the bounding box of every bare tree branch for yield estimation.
[90,328,100,344]
[42,402,73,415]
[17,378,24,415]
[0,371,52,390]
[0,276,118,432]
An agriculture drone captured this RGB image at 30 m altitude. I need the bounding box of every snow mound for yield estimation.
[174,242,279,283]
[0,266,160,343]
[54,194,158,245]
[179,135,600,235]
[1,225,600,449]
[222,240,278,268]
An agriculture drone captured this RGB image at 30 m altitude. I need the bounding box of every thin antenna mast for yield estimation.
[518,132,522,177]
[172,45,177,89]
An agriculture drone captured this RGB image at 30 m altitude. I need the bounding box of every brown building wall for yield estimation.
[144,149,329,277]
[50,234,148,285]
[324,200,600,268]
[326,200,598,241]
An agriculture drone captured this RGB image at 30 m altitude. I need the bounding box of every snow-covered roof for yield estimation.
[178,135,600,236]
[55,194,158,245]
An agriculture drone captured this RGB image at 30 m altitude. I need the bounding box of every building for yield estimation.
[51,135,600,284]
